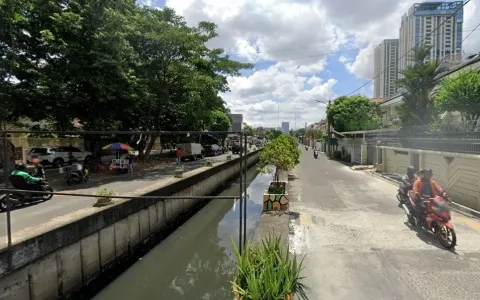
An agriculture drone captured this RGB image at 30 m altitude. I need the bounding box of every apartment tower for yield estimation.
[398,1,464,76]
[373,39,399,99]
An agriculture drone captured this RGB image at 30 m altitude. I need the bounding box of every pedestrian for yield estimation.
[175,147,182,165]
[127,155,134,173]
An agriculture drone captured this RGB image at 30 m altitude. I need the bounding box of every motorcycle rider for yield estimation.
[412,168,448,226]
[10,163,42,191]
[399,166,416,199]
[32,158,46,179]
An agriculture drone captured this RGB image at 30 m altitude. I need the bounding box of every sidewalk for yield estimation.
[0,153,236,237]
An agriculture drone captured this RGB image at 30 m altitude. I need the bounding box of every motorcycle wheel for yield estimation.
[67,177,75,186]
[0,196,8,212]
[436,224,456,249]
[42,186,54,201]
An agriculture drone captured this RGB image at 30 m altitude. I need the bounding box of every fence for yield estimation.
[363,120,480,155]
[0,129,252,273]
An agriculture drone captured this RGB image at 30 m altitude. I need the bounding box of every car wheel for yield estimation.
[53,158,64,168]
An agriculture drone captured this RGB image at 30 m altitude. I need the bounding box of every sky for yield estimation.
[137,0,480,129]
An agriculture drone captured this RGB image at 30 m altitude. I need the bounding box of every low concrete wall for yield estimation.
[0,151,260,300]
[379,146,480,211]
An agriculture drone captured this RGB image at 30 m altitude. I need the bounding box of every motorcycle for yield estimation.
[402,193,456,249]
[305,145,308,151]
[0,180,53,212]
[313,150,318,159]
[65,165,90,186]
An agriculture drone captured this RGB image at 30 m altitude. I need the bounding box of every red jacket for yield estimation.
[176,148,182,158]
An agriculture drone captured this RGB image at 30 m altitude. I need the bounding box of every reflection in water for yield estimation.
[93,166,271,300]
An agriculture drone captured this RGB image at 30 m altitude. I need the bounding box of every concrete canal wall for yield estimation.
[0,151,260,300]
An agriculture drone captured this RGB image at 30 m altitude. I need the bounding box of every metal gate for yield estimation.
[367,144,376,165]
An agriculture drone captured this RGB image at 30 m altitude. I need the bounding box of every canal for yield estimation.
[91,166,270,299]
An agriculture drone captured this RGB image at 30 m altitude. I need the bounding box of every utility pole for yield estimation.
[327,100,332,157]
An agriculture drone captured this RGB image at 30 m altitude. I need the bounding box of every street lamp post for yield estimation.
[316,100,331,156]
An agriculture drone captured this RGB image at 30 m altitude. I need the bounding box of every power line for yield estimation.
[345,0,470,97]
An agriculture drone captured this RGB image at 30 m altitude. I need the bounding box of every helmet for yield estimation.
[15,163,26,171]
[423,168,433,179]
[407,166,415,174]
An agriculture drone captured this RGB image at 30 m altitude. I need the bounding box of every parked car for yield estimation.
[26,146,92,168]
[203,144,222,157]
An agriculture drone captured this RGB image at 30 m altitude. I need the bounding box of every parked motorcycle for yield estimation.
[314,150,318,159]
[0,181,53,212]
[402,193,456,249]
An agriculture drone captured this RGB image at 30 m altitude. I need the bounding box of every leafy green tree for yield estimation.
[243,123,254,136]
[207,110,231,145]
[265,129,282,140]
[396,45,445,126]
[259,135,300,182]
[434,69,480,122]
[326,95,381,132]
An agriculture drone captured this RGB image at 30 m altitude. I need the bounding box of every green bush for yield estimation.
[232,235,308,300]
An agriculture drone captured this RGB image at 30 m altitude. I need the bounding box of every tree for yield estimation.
[208,110,231,145]
[258,135,300,182]
[265,129,282,140]
[434,69,480,123]
[326,95,381,132]
[243,123,254,136]
[396,45,446,126]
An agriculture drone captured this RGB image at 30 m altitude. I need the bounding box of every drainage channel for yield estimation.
[89,166,270,300]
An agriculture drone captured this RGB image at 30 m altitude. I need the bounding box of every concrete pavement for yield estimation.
[289,149,480,300]
[0,152,244,240]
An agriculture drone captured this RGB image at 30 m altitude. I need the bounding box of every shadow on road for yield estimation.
[404,221,458,254]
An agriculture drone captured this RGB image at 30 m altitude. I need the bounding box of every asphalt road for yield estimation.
[0,151,251,240]
[289,148,480,300]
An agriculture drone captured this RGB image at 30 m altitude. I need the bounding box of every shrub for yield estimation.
[259,135,301,182]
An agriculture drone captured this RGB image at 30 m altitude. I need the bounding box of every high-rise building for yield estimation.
[398,1,463,76]
[373,39,399,99]
[281,122,289,134]
[228,114,243,132]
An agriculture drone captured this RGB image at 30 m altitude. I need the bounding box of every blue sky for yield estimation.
[136,0,480,127]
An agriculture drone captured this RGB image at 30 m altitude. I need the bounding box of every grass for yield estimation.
[232,235,308,300]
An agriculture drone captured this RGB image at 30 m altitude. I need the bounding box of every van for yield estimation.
[177,143,204,161]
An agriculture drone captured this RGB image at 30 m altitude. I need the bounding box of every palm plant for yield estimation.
[396,44,447,126]
[232,235,308,300]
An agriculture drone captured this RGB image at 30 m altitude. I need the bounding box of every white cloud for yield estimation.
[161,0,480,127]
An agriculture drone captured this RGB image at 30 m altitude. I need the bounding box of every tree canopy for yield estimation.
[0,1,252,158]
[326,95,381,132]
[434,69,480,122]
[259,135,300,182]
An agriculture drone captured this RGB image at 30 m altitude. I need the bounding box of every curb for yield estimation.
[366,171,480,219]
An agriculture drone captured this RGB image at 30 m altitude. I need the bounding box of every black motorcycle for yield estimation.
[314,150,318,159]
[65,165,90,186]
[0,180,53,212]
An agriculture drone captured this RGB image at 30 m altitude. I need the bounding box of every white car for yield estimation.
[26,146,92,168]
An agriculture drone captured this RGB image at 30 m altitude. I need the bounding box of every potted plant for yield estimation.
[258,135,300,211]
[94,188,115,207]
[232,235,308,300]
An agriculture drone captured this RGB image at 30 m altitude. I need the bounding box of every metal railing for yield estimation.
[0,129,252,273]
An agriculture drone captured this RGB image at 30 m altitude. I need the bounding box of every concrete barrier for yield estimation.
[0,151,260,300]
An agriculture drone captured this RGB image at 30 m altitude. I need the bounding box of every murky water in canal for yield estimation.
[93,166,270,300]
